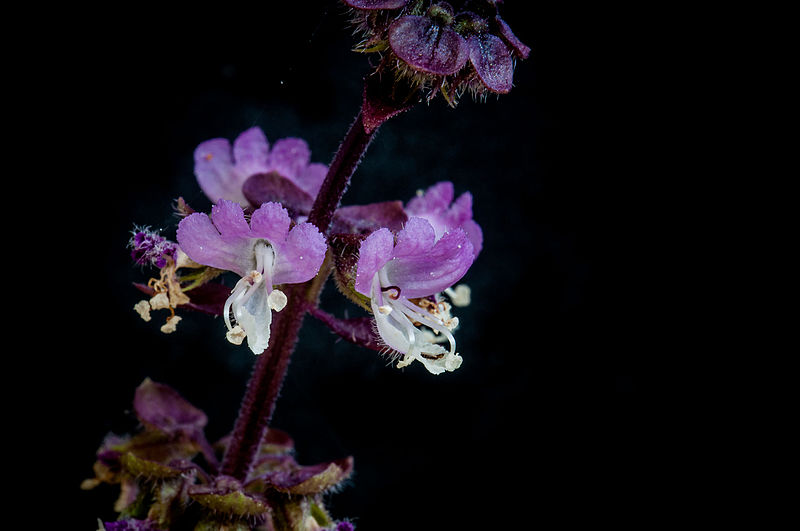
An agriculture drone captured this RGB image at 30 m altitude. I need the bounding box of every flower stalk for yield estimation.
[221,81,415,481]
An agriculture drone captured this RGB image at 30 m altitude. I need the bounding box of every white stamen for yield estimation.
[397,302,457,356]
[226,325,246,345]
[378,304,392,315]
[268,289,287,311]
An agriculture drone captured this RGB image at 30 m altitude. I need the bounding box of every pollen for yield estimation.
[204,153,213,161]
[226,325,246,345]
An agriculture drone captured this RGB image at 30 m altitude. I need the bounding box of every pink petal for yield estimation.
[177,212,251,275]
[267,138,311,182]
[272,222,327,285]
[393,217,436,258]
[194,138,248,205]
[354,228,395,296]
[210,199,251,239]
[232,127,270,177]
[295,162,328,198]
[249,201,292,245]
[384,228,474,298]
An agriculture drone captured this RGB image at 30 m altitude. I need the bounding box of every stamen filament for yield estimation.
[396,302,456,356]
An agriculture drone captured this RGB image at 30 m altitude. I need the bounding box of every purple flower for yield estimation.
[194,126,328,207]
[176,199,327,354]
[354,217,474,374]
[405,181,483,257]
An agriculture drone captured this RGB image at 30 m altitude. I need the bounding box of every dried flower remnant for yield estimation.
[344,0,530,103]
[354,217,475,374]
[129,227,204,333]
[176,200,327,354]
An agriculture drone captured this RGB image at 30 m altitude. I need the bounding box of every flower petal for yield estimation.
[235,282,272,354]
[194,138,248,205]
[295,162,328,198]
[249,201,292,245]
[384,228,474,298]
[232,126,270,177]
[405,181,454,216]
[354,228,395,296]
[372,299,413,353]
[392,216,436,258]
[211,199,251,239]
[267,138,311,182]
[177,212,253,275]
[388,16,469,76]
[460,218,483,257]
[468,33,514,94]
[446,191,474,227]
[272,222,327,285]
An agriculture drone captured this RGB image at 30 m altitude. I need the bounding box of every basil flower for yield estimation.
[176,200,327,354]
[354,217,475,374]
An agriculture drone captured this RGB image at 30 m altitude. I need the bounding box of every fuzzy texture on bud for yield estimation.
[345,0,529,104]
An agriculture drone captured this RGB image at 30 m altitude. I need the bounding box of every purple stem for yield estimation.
[220,110,377,481]
[307,111,375,233]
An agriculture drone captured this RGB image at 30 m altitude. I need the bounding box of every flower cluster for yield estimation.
[121,123,483,528]
[131,126,482,376]
[345,0,529,103]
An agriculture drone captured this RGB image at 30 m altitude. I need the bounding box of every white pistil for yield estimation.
[222,241,282,354]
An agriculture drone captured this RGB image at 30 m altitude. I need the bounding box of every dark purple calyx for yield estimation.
[343,0,408,8]
[388,15,469,75]
[242,171,315,219]
[309,307,384,352]
[467,32,513,93]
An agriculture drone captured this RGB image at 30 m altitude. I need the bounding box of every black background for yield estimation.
[43,2,648,528]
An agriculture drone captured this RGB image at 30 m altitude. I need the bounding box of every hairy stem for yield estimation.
[307,111,375,233]
[220,110,377,481]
